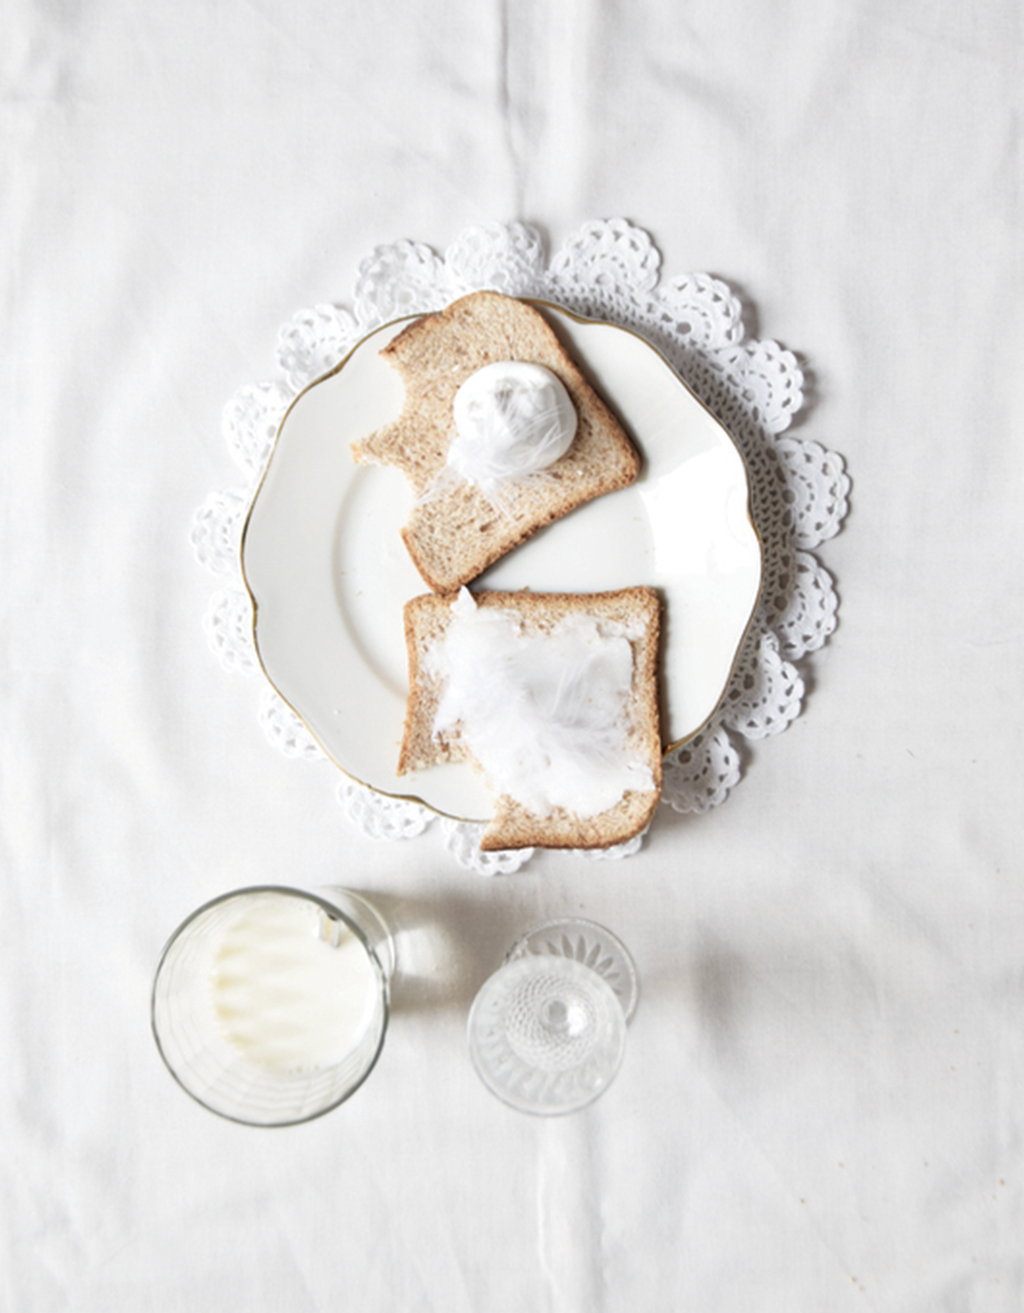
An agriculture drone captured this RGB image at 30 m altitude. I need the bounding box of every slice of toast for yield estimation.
[398,587,662,851]
[351,292,640,593]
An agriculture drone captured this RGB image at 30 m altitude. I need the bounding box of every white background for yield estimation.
[3,2,1022,1309]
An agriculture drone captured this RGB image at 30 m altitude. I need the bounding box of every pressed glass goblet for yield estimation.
[151,886,393,1126]
[467,919,637,1115]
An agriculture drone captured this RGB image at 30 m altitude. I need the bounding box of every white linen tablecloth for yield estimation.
[3,2,1022,1308]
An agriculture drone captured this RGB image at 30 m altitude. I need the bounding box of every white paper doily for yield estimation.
[192,219,850,875]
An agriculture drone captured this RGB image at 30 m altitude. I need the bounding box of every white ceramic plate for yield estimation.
[241,303,762,821]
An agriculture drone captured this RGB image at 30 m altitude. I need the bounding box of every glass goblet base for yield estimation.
[469,922,634,1116]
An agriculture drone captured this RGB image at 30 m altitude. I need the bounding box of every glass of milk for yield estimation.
[151,886,393,1126]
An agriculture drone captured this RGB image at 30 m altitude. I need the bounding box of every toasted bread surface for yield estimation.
[351,292,640,592]
[398,587,662,851]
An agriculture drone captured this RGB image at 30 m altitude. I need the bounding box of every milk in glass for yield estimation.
[209,893,380,1072]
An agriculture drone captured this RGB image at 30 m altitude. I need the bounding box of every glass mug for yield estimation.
[151,886,393,1127]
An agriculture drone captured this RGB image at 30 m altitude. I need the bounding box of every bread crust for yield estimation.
[351,292,641,593]
[398,588,662,851]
